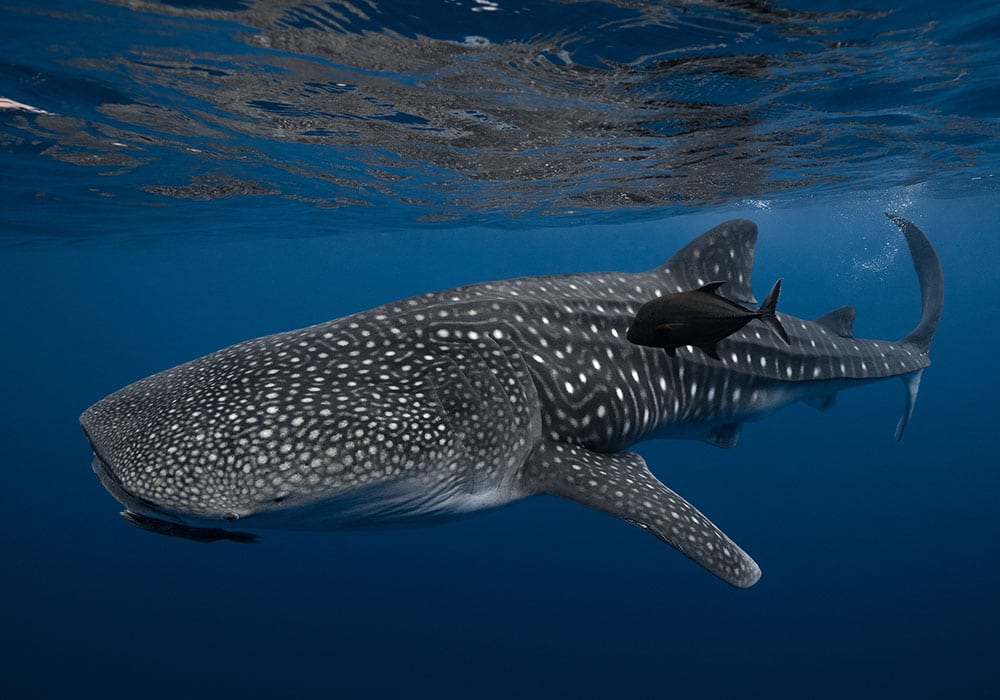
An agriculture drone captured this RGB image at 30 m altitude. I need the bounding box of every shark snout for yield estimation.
[80,409,118,487]
[80,396,244,524]
[81,411,159,517]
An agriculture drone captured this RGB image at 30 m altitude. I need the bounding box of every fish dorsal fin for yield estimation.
[696,281,727,295]
[814,305,857,338]
[656,219,758,304]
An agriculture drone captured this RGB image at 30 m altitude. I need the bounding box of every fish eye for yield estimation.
[223,511,239,521]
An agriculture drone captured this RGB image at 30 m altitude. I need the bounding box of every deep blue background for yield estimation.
[3,0,1000,698]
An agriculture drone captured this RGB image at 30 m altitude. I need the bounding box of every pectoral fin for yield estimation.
[656,322,682,332]
[518,441,761,588]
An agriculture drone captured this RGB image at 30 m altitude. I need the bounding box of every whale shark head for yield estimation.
[81,315,539,530]
[81,345,425,525]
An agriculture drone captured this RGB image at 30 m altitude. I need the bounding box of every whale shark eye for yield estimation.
[271,496,287,504]
[223,511,239,521]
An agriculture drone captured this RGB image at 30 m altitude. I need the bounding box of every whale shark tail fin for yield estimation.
[519,441,761,588]
[758,278,790,345]
[884,215,941,440]
[886,214,943,355]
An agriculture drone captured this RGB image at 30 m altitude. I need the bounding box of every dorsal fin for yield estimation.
[655,219,759,304]
[814,305,856,338]
[696,281,726,295]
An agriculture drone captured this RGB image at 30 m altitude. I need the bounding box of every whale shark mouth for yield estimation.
[89,451,258,543]
[88,449,162,517]
[82,421,136,509]
[83,421,244,534]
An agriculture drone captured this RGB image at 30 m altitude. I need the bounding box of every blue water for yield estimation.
[2,1,998,698]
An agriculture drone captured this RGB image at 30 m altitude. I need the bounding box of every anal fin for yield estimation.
[518,441,761,588]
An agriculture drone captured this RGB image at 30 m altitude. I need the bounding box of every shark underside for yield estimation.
[81,214,942,588]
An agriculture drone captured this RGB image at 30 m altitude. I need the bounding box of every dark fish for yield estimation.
[120,510,258,544]
[626,279,791,360]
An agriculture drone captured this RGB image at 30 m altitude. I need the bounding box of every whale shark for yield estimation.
[80,214,942,588]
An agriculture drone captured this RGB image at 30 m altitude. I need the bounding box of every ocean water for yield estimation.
[2,1,998,698]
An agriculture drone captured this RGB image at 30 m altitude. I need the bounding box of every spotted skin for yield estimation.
[81,215,942,588]
[522,442,761,587]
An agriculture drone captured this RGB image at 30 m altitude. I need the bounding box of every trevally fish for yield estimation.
[627,278,790,359]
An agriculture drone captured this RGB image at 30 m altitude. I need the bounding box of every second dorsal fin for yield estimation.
[814,305,857,338]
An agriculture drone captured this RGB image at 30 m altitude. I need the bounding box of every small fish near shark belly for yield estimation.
[80,214,941,589]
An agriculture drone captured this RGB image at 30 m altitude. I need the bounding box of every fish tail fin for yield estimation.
[759,278,791,345]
